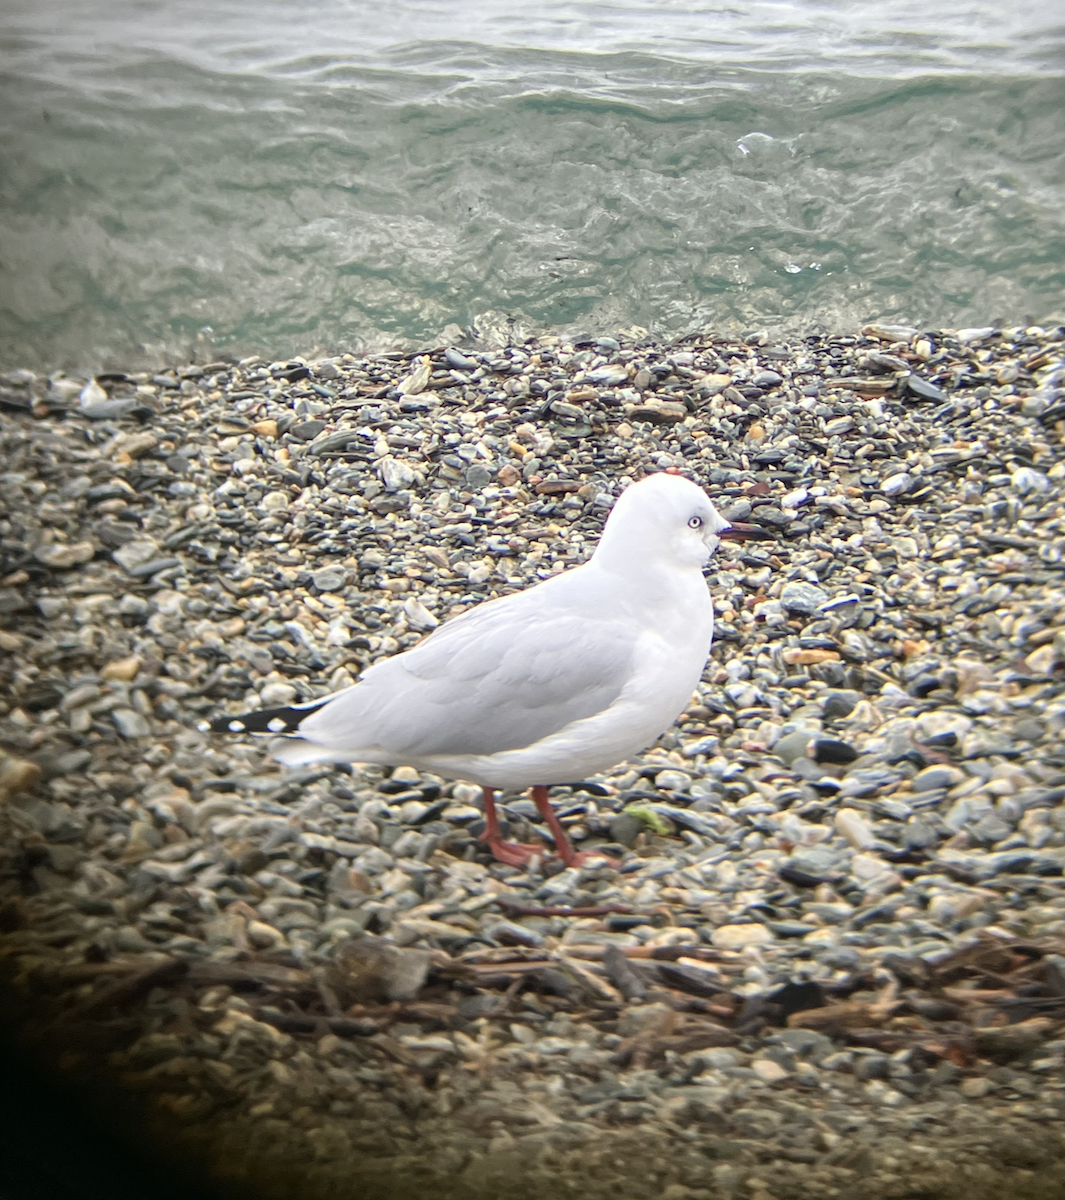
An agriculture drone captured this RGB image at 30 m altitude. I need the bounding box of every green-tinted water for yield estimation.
[1,2,1063,369]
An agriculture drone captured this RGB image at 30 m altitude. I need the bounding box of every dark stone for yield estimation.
[127,557,180,578]
[275,365,311,382]
[658,963,730,999]
[290,420,327,442]
[609,813,644,848]
[21,683,63,712]
[812,738,859,765]
[779,864,831,888]
[765,980,825,1021]
[326,934,431,1003]
[751,505,791,527]
[602,944,648,1001]
[822,689,861,719]
[906,375,948,402]
[854,1053,891,1080]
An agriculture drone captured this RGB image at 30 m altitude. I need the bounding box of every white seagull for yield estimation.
[210,472,764,867]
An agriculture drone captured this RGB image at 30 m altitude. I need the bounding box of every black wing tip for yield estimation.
[208,700,328,736]
[207,714,250,734]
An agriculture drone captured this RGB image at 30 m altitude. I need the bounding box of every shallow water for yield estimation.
[1,0,1063,369]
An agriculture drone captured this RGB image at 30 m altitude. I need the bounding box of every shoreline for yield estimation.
[2,322,1065,1199]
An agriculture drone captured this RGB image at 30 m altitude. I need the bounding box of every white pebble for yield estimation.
[711,924,773,950]
[260,681,298,706]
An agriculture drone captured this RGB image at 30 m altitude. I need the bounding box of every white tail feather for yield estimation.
[268,737,342,766]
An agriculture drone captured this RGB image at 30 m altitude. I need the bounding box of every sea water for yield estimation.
[0,0,1062,368]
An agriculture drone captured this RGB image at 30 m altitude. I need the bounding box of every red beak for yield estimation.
[719,522,774,541]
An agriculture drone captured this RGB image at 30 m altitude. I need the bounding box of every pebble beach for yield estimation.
[2,322,1065,1199]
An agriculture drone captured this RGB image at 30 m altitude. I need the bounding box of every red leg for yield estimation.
[530,785,618,868]
[477,786,545,867]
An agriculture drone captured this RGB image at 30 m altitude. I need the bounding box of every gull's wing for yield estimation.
[295,581,637,759]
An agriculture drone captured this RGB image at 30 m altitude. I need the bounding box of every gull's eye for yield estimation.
[688,515,703,529]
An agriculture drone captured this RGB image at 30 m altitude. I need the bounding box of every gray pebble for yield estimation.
[112,709,151,738]
[780,581,829,616]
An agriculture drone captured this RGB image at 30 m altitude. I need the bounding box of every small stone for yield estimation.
[312,569,346,592]
[327,935,432,1003]
[114,926,155,953]
[913,764,966,792]
[609,813,644,848]
[835,809,875,850]
[33,542,95,569]
[631,401,687,424]
[724,681,759,708]
[851,853,893,881]
[916,711,972,740]
[403,597,439,631]
[617,1002,673,1036]
[655,769,691,792]
[812,738,858,765]
[247,921,286,950]
[854,1054,890,1080]
[1043,955,1065,997]
[781,487,809,509]
[776,1028,834,1062]
[753,370,783,388]
[380,456,418,491]
[782,648,839,666]
[47,844,83,873]
[465,464,493,489]
[260,681,298,706]
[751,1058,789,1083]
[825,416,854,435]
[1012,710,1045,739]
[863,1079,907,1106]
[711,924,773,950]
[774,731,812,765]
[397,356,432,395]
[78,378,108,407]
[50,750,93,776]
[0,750,42,801]
[60,684,101,712]
[780,581,829,616]
[112,709,151,738]
[881,472,913,497]
[589,364,629,386]
[822,690,860,720]
[291,419,327,441]
[113,539,162,574]
[959,1076,993,1098]
[101,656,142,682]
[119,594,150,617]
[974,1020,1053,1064]
[863,323,918,341]
[1010,467,1050,495]
[906,375,947,402]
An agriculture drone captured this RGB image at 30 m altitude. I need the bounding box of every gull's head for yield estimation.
[595,472,731,569]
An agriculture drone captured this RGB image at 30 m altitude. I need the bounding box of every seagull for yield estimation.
[210,472,765,867]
